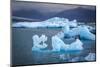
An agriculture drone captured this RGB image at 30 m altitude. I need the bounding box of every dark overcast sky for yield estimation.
[11,1,96,22]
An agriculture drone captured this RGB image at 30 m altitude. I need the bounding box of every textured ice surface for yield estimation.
[12,17,78,28]
[32,35,48,51]
[68,19,77,27]
[85,53,96,61]
[56,31,64,39]
[64,39,83,51]
[79,26,95,40]
[63,24,70,35]
[52,36,83,51]
[52,35,67,51]
[62,24,95,40]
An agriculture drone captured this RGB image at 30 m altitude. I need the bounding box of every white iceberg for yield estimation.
[12,17,78,28]
[32,35,48,51]
[85,53,96,61]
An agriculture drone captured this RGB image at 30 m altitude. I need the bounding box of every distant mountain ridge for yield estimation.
[12,7,96,22]
[54,7,96,22]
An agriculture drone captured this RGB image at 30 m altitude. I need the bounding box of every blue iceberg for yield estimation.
[62,24,95,40]
[79,26,95,40]
[85,53,96,61]
[52,35,83,51]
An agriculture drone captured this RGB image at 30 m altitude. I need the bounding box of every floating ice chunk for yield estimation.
[32,35,48,51]
[62,23,79,38]
[56,31,64,39]
[68,19,78,27]
[52,35,67,51]
[70,39,83,50]
[40,34,48,48]
[85,53,96,61]
[64,39,83,51]
[79,26,95,40]
[66,28,79,38]
[63,24,70,35]
[52,35,83,51]
[59,54,66,60]
[62,24,95,40]
[70,57,79,62]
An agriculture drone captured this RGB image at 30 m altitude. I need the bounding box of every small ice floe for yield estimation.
[59,54,66,60]
[79,25,95,40]
[32,35,48,51]
[85,53,96,61]
[51,35,83,51]
[70,57,79,62]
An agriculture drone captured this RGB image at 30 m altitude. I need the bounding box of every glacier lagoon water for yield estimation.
[12,26,96,65]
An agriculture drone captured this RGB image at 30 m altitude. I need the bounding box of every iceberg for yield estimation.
[63,39,83,51]
[62,24,70,35]
[85,53,96,61]
[62,24,95,40]
[79,25,95,40]
[64,27,79,38]
[56,31,64,39]
[12,17,78,28]
[32,35,48,51]
[68,19,78,28]
[51,35,83,51]
[51,35,67,51]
